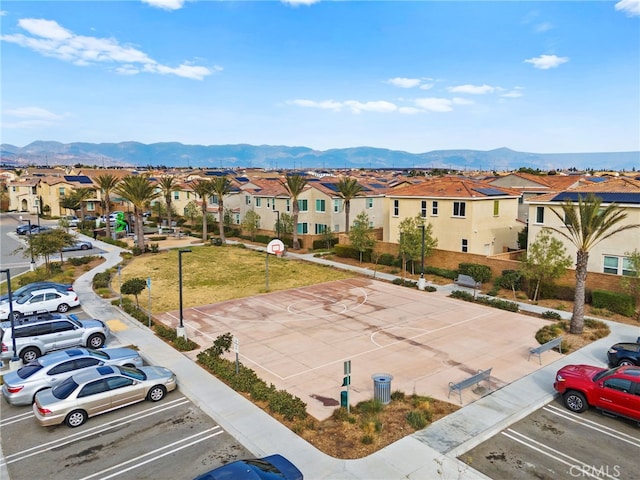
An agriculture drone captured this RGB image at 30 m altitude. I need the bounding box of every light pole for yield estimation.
[0,269,20,368]
[177,249,192,339]
[21,217,36,271]
[275,210,280,239]
[418,225,426,291]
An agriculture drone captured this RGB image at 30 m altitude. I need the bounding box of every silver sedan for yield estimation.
[2,347,143,406]
[33,364,177,427]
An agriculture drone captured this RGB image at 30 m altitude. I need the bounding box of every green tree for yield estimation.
[114,175,159,250]
[281,174,308,249]
[59,192,81,216]
[191,179,215,242]
[95,173,121,239]
[546,193,640,333]
[348,211,375,263]
[72,188,95,223]
[621,249,640,324]
[184,200,200,225]
[335,177,364,233]
[521,229,573,302]
[157,175,181,231]
[278,212,295,236]
[398,215,438,277]
[320,226,335,250]
[242,210,260,241]
[16,229,75,272]
[121,277,147,307]
[211,176,233,244]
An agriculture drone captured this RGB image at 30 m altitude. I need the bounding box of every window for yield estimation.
[48,361,78,375]
[297,223,308,234]
[106,376,134,390]
[393,200,399,216]
[453,202,466,217]
[334,224,339,232]
[255,198,262,208]
[367,198,373,209]
[461,239,468,253]
[50,321,74,333]
[421,200,427,218]
[286,199,290,212]
[315,224,328,234]
[79,380,109,397]
[493,200,499,216]
[315,199,326,212]
[245,195,251,205]
[604,378,632,393]
[173,192,180,200]
[604,256,636,276]
[266,198,271,209]
[59,187,66,197]
[298,199,308,212]
[535,206,544,224]
[333,199,341,213]
[234,214,240,225]
[432,201,438,216]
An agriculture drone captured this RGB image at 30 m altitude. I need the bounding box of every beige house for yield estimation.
[526,177,640,275]
[385,177,521,255]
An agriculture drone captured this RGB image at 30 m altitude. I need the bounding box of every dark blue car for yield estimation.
[607,342,640,367]
[194,455,303,480]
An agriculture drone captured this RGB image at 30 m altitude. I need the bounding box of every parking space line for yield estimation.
[0,410,34,427]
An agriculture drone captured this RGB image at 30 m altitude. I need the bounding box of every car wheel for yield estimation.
[617,359,636,367]
[65,410,87,428]
[81,244,89,250]
[87,334,105,349]
[147,385,166,402]
[563,390,588,413]
[11,311,22,321]
[21,347,41,363]
[57,303,70,313]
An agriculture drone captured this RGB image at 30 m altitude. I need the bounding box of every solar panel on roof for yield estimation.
[472,187,506,196]
[369,183,387,189]
[64,175,93,184]
[320,182,339,192]
[552,192,640,204]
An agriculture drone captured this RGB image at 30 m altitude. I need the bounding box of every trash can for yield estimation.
[372,373,393,405]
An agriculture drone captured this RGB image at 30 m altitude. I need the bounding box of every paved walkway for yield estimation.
[3,234,639,480]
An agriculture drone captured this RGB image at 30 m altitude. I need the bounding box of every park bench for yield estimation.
[528,336,563,364]
[454,274,481,289]
[448,367,493,404]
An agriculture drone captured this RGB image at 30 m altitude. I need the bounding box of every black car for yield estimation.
[16,224,39,235]
[607,342,640,367]
[0,282,74,303]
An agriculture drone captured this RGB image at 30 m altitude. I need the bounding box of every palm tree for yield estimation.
[73,188,95,223]
[281,174,308,250]
[95,173,120,239]
[191,179,215,241]
[547,193,640,334]
[114,175,159,250]
[210,176,233,244]
[157,175,182,231]
[336,177,364,233]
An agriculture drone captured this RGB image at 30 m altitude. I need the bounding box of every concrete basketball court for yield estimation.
[157,277,560,420]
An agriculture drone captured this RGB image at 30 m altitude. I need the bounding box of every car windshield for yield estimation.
[243,460,285,479]
[51,376,80,399]
[87,349,109,360]
[17,360,45,379]
[117,365,146,381]
[593,367,619,382]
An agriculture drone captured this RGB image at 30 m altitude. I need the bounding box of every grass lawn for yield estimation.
[115,245,356,313]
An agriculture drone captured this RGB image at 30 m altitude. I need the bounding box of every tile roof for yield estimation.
[527,177,640,202]
[388,176,520,198]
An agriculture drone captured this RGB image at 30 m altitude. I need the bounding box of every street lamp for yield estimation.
[275,210,280,239]
[21,217,36,271]
[177,249,192,339]
[0,269,20,367]
[418,225,426,291]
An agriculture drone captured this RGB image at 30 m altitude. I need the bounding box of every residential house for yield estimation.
[525,177,640,276]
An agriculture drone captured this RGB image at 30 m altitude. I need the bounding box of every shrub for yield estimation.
[93,271,111,289]
[475,296,519,312]
[449,290,475,302]
[172,336,199,351]
[541,310,562,320]
[458,263,492,284]
[406,410,429,430]
[592,290,635,317]
[377,253,396,266]
[423,285,437,292]
[67,256,96,266]
[390,390,405,401]
[424,266,458,280]
[392,278,417,288]
[148,236,167,241]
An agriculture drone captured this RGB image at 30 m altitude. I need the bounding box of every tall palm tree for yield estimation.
[191,179,215,241]
[95,173,120,239]
[114,175,159,250]
[336,177,364,233]
[211,176,233,244]
[157,175,182,231]
[547,193,640,334]
[281,174,308,250]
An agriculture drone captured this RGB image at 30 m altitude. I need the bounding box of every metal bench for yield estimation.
[454,274,481,289]
[528,336,563,364]
[448,367,493,404]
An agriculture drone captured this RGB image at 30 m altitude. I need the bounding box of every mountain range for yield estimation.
[1,141,638,171]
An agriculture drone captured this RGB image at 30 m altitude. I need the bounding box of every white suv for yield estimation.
[0,313,110,363]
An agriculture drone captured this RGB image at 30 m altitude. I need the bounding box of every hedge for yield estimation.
[592,290,635,317]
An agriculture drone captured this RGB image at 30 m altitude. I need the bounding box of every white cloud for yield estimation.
[344,100,397,114]
[615,0,640,17]
[289,99,343,111]
[452,97,475,105]
[447,84,495,95]
[387,77,422,88]
[142,0,186,11]
[535,22,554,33]
[5,106,63,120]
[281,0,321,5]
[414,97,453,112]
[419,83,434,90]
[501,87,524,98]
[1,18,215,80]
[524,54,569,69]
[2,106,66,130]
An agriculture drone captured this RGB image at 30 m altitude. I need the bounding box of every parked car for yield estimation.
[0,312,109,363]
[2,347,143,405]
[16,224,39,235]
[33,364,177,427]
[553,364,640,421]
[607,342,640,367]
[84,215,98,222]
[0,282,74,303]
[60,215,80,227]
[30,225,53,234]
[193,454,303,480]
[61,240,93,252]
[0,288,80,320]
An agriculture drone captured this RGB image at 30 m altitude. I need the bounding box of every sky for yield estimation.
[1,0,639,155]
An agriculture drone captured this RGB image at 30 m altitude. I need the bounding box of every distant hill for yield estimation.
[1,141,638,171]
